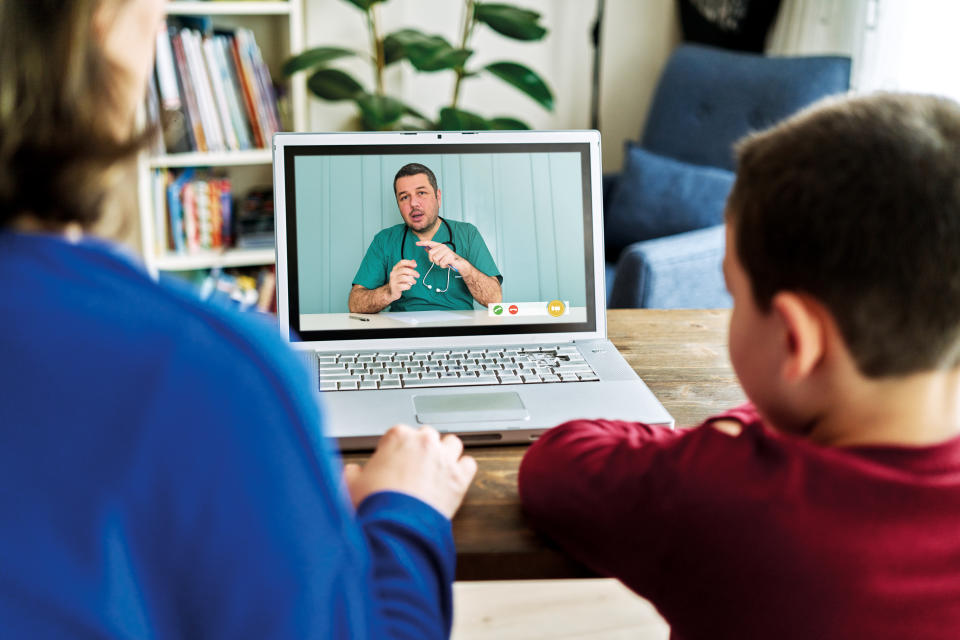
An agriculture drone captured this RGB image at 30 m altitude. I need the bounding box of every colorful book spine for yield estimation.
[181,29,225,152]
[214,35,253,150]
[232,35,264,148]
[154,26,192,153]
[202,37,240,151]
[161,170,238,255]
[219,177,233,247]
[239,28,281,140]
[166,168,195,254]
[170,30,207,152]
[151,27,281,153]
[182,181,199,253]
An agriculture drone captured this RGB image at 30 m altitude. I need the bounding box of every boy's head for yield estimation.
[723,93,960,433]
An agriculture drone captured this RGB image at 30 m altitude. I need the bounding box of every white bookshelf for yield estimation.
[147,149,274,168]
[166,2,294,16]
[154,247,277,271]
[137,0,305,276]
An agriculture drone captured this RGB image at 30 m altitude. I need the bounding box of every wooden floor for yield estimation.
[452,579,670,639]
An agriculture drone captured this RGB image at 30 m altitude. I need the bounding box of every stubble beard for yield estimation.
[408,209,440,236]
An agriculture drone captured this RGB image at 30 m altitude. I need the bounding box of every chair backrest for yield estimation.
[640,44,851,171]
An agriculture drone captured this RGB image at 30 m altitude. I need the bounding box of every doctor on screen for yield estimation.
[348,163,503,313]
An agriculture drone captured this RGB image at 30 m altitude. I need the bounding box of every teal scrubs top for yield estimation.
[353,219,502,311]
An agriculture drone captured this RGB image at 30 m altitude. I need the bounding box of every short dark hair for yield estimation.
[393,163,438,195]
[728,92,960,378]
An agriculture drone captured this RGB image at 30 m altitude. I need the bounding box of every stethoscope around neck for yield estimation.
[401,217,460,293]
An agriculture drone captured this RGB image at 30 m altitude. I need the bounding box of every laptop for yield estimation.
[273,130,673,450]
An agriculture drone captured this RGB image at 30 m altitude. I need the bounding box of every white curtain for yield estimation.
[766,0,871,90]
[767,0,960,100]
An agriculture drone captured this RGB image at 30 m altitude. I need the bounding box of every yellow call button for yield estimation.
[547,300,566,317]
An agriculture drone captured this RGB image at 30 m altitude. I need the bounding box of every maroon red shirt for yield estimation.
[519,404,960,639]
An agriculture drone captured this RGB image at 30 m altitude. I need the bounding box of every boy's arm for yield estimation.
[518,404,759,594]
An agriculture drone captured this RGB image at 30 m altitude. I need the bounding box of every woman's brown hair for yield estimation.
[0,0,147,230]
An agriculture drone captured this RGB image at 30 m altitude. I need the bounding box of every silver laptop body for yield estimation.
[274,130,673,450]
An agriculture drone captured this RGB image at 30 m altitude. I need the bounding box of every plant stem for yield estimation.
[367,5,385,95]
[450,0,476,109]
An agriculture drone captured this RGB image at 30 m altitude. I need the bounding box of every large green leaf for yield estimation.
[282,47,357,77]
[488,116,530,130]
[383,29,473,72]
[357,94,407,130]
[421,47,473,72]
[438,107,491,131]
[484,61,553,110]
[306,68,365,101]
[383,34,405,66]
[343,0,387,10]
[474,3,547,41]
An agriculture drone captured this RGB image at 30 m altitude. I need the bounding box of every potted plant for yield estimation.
[283,0,554,130]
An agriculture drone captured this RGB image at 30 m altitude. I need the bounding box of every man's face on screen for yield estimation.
[395,174,441,233]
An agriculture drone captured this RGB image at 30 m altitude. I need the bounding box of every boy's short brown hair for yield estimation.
[728,93,960,378]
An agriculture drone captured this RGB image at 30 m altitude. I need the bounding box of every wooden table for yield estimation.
[344,309,747,581]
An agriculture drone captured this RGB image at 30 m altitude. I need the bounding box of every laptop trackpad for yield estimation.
[414,392,529,424]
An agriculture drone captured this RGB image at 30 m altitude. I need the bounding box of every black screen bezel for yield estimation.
[283,141,596,342]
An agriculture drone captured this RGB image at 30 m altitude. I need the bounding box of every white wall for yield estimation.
[859,0,960,100]
[303,0,680,172]
[597,0,679,170]
[761,0,960,100]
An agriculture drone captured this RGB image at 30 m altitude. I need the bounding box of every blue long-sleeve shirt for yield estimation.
[0,231,453,639]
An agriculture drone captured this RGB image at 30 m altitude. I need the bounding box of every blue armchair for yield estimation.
[604,43,851,308]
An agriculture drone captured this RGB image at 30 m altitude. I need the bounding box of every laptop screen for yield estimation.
[280,136,598,343]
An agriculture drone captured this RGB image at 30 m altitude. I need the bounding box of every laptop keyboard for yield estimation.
[315,345,599,392]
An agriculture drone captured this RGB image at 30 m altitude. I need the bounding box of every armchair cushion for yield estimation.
[640,44,853,171]
[608,224,731,309]
[604,145,734,258]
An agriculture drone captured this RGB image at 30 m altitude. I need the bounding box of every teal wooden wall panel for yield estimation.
[326,156,362,312]
[550,153,588,306]
[294,156,326,315]
[531,153,560,302]
[494,154,539,303]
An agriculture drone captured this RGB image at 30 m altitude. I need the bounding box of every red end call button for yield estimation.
[508,304,519,315]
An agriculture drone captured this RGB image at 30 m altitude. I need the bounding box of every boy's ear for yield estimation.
[770,292,826,382]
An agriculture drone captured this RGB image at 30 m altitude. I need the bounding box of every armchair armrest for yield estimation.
[608,224,731,308]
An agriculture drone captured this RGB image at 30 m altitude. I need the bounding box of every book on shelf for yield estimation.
[145,73,166,157]
[168,27,207,152]
[234,187,275,248]
[155,168,233,255]
[153,171,275,257]
[148,17,283,156]
[153,28,193,153]
[165,168,195,254]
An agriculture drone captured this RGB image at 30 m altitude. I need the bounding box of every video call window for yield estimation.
[285,145,596,340]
